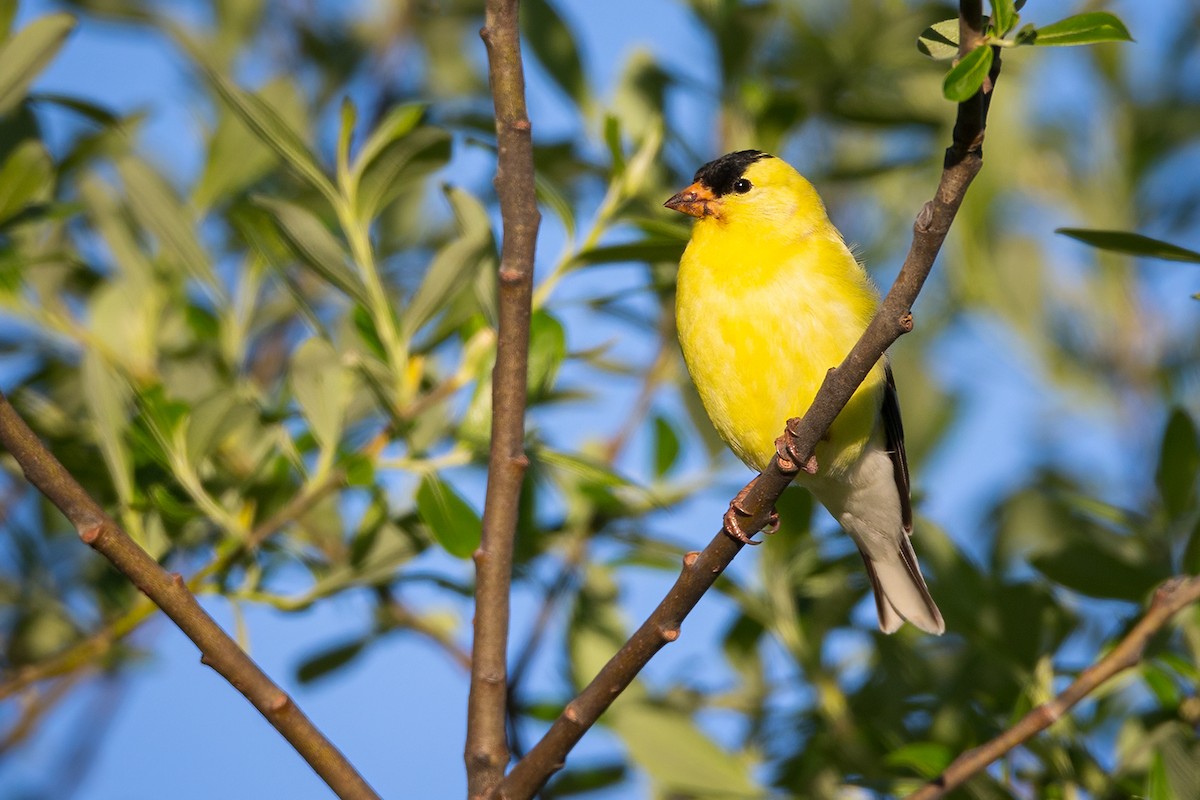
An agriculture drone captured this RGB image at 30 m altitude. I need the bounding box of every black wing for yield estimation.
[882,363,913,534]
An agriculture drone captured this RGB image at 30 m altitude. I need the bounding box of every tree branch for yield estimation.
[0,390,379,800]
[495,4,996,796]
[467,0,542,797]
[905,575,1200,799]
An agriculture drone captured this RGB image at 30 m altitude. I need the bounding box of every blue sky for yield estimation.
[3,0,1198,798]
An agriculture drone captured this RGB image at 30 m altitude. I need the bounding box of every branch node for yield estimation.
[659,627,680,643]
[510,451,530,469]
[79,523,103,544]
[682,551,700,568]
[511,118,531,132]
[498,267,523,286]
[563,703,581,724]
[269,692,292,713]
[899,312,914,333]
[915,201,935,232]
[171,572,186,589]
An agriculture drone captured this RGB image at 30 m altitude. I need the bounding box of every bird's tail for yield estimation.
[859,537,944,635]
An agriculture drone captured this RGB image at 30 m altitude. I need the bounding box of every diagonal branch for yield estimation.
[0,390,380,800]
[495,4,996,797]
[466,0,542,797]
[905,575,1200,800]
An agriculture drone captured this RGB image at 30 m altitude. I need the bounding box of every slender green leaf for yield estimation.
[291,337,351,452]
[0,13,76,116]
[82,351,134,505]
[351,103,425,180]
[191,51,335,202]
[355,126,451,221]
[1056,228,1200,263]
[917,18,959,61]
[404,186,493,337]
[527,311,566,397]
[0,140,53,224]
[116,156,216,286]
[415,474,482,559]
[336,96,356,183]
[652,415,680,477]
[1146,752,1170,800]
[193,78,306,209]
[1028,12,1133,47]
[991,0,1017,36]
[607,702,758,796]
[522,0,586,104]
[942,44,993,102]
[886,742,953,778]
[296,637,370,684]
[255,196,367,304]
[1157,409,1199,519]
[571,240,685,268]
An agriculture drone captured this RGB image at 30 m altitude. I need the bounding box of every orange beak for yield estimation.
[664,181,718,219]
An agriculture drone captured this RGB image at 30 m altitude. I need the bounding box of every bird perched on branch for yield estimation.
[665,150,944,635]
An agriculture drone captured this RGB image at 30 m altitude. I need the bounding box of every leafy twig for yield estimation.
[466,0,542,797]
[905,575,1200,799]
[495,4,997,796]
[0,390,380,800]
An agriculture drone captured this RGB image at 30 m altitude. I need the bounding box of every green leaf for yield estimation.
[1028,12,1133,47]
[190,49,335,202]
[193,78,307,209]
[116,156,216,286]
[607,702,758,796]
[355,126,451,221]
[403,186,493,337]
[603,114,625,177]
[527,311,566,398]
[291,337,351,453]
[0,140,53,224]
[942,44,993,102]
[0,13,76,116]
[886,742,953,778]
[1056,228,1200,263]
[991,0,1017,36]
[1156,409,1199,520]
[1146,752,1171,800]
[82,351,134,505]
[296,637,370,684]
[254,196,367,304]
[535,171,576,240]
[571,240,686,268]
[336,96,356,183]
[543,763,627,797]
[652,415,680,477]
[351,103,426,180]
[522,0,586,105]
[415,474,482,559]
[917,18,959,60]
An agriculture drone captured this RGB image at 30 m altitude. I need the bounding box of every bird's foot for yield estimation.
[775,418,818,475]
[722,486,779,545]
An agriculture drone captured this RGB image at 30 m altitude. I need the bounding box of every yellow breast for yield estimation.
[675,218,884,476]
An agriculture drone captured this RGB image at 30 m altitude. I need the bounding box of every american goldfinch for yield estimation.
[665,150,944,635]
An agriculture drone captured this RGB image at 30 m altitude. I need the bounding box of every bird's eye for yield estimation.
[733,178,752,194]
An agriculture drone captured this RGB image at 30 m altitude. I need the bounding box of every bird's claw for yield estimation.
[775,420,818,476]
[721,490,780,545]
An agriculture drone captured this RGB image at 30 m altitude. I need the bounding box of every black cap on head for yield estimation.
[693,150,772,197]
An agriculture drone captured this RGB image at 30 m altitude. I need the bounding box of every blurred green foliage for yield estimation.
[0,0,1198,798]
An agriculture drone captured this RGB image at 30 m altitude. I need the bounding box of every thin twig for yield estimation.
[466,0,542,797]
[905,575,1200,799]
[0,390,380,800]
[0,461,353,701]
[495,5,996,797]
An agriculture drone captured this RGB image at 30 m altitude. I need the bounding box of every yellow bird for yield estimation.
[665,150,944,635]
